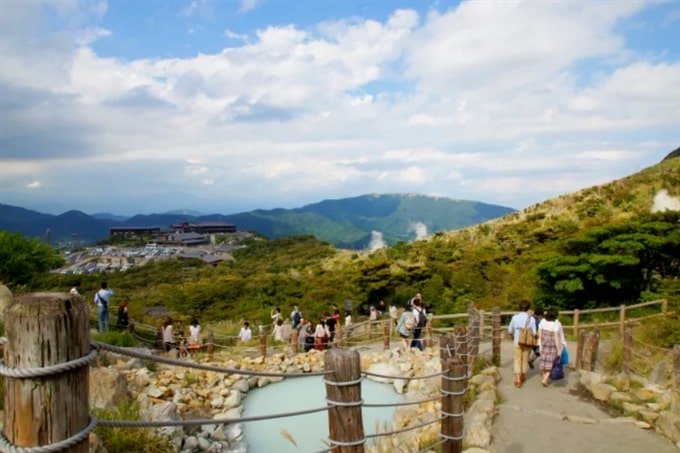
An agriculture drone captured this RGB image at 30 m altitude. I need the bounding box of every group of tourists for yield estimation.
[508,300,568,388]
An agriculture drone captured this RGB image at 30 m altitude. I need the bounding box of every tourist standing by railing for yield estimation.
[94,281,114,332]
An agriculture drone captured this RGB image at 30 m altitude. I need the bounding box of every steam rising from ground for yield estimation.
[368,231,387,251]
[411,222,429,240]
[651,190,680,213]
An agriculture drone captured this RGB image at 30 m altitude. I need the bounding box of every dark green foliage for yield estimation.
[0,231,65,287]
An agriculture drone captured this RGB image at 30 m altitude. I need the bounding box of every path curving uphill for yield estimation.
[490,340,677,453]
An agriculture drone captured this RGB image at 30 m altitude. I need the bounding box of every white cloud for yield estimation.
[367,231,387,251]
[410,222,428,240]
[0,1,678,215]
[26,181,41,189]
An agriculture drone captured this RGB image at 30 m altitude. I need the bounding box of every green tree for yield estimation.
[0,232,65,287]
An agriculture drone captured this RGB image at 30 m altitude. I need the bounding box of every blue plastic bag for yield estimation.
[561,348,569,365]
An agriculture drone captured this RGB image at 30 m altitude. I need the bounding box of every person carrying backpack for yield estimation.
[396,303,414,350]
[94,281,114,332]
[411,295,426,351]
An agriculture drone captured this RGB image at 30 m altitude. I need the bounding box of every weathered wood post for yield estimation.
[576,330,585,370]
[590,327,601,371]
[156,326,164,351]
[207,331,214,358]
[426,320,433,349]
[573,309,580,339]
[383,321,390,350]
[2,293,90,452]
[673,345,680,414]
[662,299,668,315]
[291,328,299,354]
[453,324,469,379]
[622,324,633,382]
[479,309,485,341]
[441,356,465,453]
[467,304,479,371]
[492,306,501,367]
[324,349,364,453]
[259,326,267,357]
[440,334,455,358]
[619,304,626,337]
[583,332,594,372]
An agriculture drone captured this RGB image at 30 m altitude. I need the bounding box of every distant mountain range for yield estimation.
[0,194,515,249]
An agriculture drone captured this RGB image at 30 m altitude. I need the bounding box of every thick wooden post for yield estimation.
[662,299,668,314]
[383,321,390,350]
[441,356,464,453]
[291,328,299,354]
[259,326,267,357]
[155,326,164,351]
[573,309,580,339]
[492,306,501,367]
[440,334,455,359]
[453,324,469,379]
[673,345,680,414]
[583,332,593,372]
[324,349,364,453]
[426,321,433,349]
[575,331,585,370]
[207,331,214,358]
[3,293,90,452]
[622,324,633,380]
[479,310,485,341]
[619,305,626,337]
[591,327,600,371]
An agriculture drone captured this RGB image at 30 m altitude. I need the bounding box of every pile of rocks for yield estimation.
[88,346,499,453]
[577,369,680,447]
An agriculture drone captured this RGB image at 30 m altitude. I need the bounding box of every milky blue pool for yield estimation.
[242,375,402,452]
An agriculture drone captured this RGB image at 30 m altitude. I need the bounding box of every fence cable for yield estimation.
[93,341,330,378]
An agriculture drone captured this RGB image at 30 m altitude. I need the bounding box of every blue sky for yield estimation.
[1,0,679,218]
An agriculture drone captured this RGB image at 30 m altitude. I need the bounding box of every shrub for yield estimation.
[92,401,175,453]
[92,331,137,347]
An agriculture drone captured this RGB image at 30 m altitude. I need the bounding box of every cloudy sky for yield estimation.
[1,0,679,216]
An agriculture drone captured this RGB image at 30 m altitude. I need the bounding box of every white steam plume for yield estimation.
[368,230,386,251]
[410,221,429,240]
[651,189,680,213]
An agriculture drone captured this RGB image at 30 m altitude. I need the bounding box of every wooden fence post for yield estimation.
[492,306,501,367]
[426,320,433,349]
[324,349,364,453]
[576,331,585,370]
[583,332,594,372]
[2,293,90,452]
[622,324,633,382]
[453,324,469,379]
[291,328,299,354]
[259,326,267,357]
[479,310,485,342]
[128,321,135,335]
[590,327,600,371]
[573,309,580,339]
[619,304,626,337]
[207,331,214,358]
[156,326,164,351]
[663,299,668,314]
[673,345,680,414]
[441,357,464,453]
[383,321,390,350]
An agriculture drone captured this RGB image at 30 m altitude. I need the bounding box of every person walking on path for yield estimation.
[528,307,544,369]
[94,281,114,332]
[508,299,536,388]
[411,296,426,351]
[538,308,564,387]
[162,317,176,352]
[116,299,129,331]
[396,303,414,350]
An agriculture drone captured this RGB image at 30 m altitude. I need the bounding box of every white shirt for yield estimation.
[239,327,252,342]
[162,324,175,343]
[538,319,566,347]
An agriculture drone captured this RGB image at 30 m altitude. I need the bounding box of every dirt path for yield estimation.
[490,340,677,452]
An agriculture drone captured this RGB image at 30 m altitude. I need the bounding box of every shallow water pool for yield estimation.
[241,375,402,452]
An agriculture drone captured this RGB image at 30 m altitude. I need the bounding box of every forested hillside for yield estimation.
[20,154,680,329]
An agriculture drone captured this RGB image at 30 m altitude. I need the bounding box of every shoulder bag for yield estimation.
[518,315,536,348]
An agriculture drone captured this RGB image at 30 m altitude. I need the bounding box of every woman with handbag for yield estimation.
[508,300,537,388]
[538,308,564,387]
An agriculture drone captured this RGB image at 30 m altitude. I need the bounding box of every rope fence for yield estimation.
[0,293,491,453]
